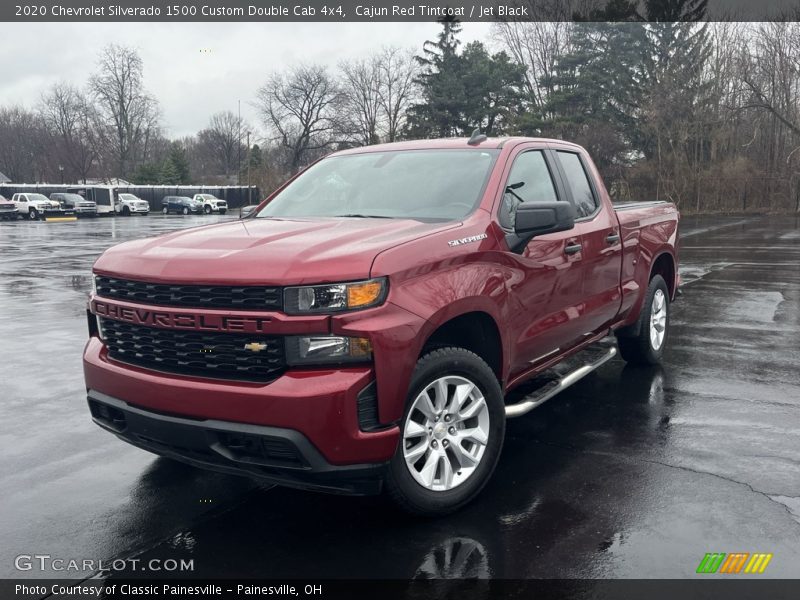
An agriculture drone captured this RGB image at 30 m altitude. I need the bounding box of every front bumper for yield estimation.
[83,337,400,467]
[88,390,386,495]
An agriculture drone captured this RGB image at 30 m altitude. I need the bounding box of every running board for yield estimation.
[505,343,617,418]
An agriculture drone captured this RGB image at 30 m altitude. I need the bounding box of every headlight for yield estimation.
[285,335,372,366]
[284,278,387,314]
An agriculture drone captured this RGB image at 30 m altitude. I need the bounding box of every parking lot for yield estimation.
[1,213,799,580]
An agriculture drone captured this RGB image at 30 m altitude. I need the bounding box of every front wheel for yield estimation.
[204,205,212,214]
[162,206,169,215]
[617,274,670,365]
[182,207,190,215]
[122,206,130,216]
[28,208,39,220]
[386,347,505,516]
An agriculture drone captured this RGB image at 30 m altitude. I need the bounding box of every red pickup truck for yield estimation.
[84,137,679,515]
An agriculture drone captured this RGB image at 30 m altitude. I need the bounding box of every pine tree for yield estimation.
[537,23,648,172]
[159,157,180,185]
[248,144,263,169]
[406,19,526,138]
[406,17,466,137]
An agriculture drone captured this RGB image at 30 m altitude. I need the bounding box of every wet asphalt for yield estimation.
[1,213,798,581]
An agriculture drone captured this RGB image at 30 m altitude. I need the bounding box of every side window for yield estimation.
[499,150,558,229]
[556,151,598,218]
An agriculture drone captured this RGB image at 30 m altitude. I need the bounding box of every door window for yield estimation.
[499,150,559,229]
[556,151,598,218]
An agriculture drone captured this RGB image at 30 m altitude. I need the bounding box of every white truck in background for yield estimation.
[11,192,70,220]
[193,194,228,215]
[114,193,150,216]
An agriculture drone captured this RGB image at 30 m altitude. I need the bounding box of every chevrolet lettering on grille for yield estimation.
[92,300,272,333]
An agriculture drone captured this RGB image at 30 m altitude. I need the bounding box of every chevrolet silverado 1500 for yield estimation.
[84,137,679,515]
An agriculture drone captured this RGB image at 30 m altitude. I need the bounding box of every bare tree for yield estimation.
[197,111,246,177]
[0,106,49,182]
[89,44,160,177]
[376,47,418,142]
[339,57,382,145]
[493,21,573,111]
[255,64,341,172]
[39,83,99,183]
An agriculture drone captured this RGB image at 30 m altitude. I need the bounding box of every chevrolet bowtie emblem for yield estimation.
[243,342,268,352]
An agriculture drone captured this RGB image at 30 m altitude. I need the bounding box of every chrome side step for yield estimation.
[505,343,617,418]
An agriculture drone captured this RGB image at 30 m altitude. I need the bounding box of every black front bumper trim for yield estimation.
[87,390,386,496]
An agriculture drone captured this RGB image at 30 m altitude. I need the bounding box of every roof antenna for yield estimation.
[468,128,487,146]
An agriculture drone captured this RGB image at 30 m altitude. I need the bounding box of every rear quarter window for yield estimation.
[557,151,598,218]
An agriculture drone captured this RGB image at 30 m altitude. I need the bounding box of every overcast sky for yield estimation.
[0,22,493,138]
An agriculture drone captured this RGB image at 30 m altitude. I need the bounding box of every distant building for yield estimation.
[0,171,10,184]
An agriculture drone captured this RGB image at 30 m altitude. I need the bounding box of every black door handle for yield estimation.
[606,232,620,244]
[564,242,582,255]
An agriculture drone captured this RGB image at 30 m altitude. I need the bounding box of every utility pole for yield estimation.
[246,131,251,206]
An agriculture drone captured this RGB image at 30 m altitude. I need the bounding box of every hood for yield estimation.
[94,217,459,285]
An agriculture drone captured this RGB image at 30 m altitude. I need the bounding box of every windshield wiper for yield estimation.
[334,213,394,218]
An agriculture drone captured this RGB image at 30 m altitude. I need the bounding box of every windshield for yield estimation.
[61,194,87,202]
[28,194,50,202]
[256,149,500,221]
[199,194,217,200]
[118,194,139,201]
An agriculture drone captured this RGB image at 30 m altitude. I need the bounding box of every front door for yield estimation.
[499,146,588,378]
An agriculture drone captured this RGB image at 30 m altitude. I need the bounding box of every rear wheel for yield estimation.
[617,274,670,365]
[386,347,505,516]
[219,209,227,215]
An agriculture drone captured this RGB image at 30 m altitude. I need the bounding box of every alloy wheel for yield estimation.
[402,375,490,492]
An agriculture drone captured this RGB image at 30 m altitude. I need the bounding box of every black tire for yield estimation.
[28,208,39,220]
[204,205,212,214]
[162,206,169,215]
[385,347,505,516]
[617,274,670,365]
[182,207,189,215]
[122,206,130,216]
[219,209,227,215]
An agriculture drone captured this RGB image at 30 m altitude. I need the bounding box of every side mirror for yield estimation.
[506,201,575,253]
[240,206,256,219]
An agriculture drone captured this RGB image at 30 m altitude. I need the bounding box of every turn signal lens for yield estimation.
[349,337,372,358]
[347,280,384,309]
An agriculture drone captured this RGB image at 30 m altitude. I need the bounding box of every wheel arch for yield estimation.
[418,308,505,385]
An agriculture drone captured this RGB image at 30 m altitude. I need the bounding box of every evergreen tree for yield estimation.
[535,23,648,172]
[406,17,465,138]
[460,43,526,135]
[164,143,191,183]
[248,144,263,169]
[159,156,180,184]
[131,162,161,185]
[406,19,526,138]
[639,1,712,162]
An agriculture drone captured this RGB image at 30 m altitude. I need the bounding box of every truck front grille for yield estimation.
[95,276,283,311]
[101,318,285,382]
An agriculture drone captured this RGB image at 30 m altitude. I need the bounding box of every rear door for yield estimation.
[497,144,588,376]
[551,147,623,336]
